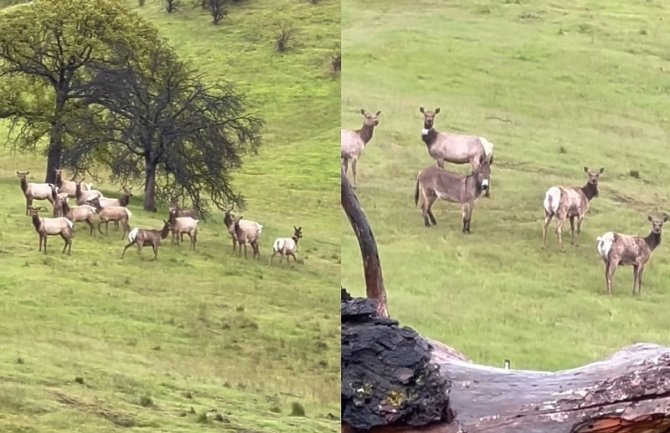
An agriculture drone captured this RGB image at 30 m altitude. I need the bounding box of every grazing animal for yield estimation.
[419,106,494,197]
[169,198,198,219]
[414,155,491,233]
[75,180,103,206]
[269,226,303,265]
[16,171,57,216]
[597,215,668,296]
[88,196,132,238]
[542,167,604,250]
[28,206,73,255]
[54,169,91,198]
[233,215,263,259]
[121,220,171,261]
[61,200,97,236]
[96,187,133,208]
[341,109,382,188]
[223,208,239,250]
[167,210,199,250]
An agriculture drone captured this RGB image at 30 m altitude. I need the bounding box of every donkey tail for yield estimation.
[414,177,420,207]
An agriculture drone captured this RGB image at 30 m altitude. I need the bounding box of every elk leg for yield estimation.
[605,261,616,295]
[351,158,358,188]
[38,234,43,252]
[26,198,31,216]
[424,193,437,227]
[60,233,68,254]
[105,221,110,236]
[632,265,640,295]
[636,265,645,295]
[569,216,576,245]
[43,235,48,254]
[152,244,158,261]
[555,217,565,250]
[542,212,553,247]
[436,159,445,169]
[243,243,248,259]
[87,218,95,236]
[269,251,277,265]
[121,241,135,258]
[461,203,473,234]
[576,216,584,234]
[341,157,348,175]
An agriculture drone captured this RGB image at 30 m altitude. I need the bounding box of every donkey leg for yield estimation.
[542,213,553,247]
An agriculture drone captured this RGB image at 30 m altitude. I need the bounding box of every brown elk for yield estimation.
[121,222,172,261]
[16,171,57,215]
[341,109,382,188]
[414,156,491,233]
[542,167,603,250]
[597,215,668,296]
[28,206,73,255]
[419,107,495,197]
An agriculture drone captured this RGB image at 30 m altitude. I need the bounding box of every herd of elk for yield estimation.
[17,170,302,266]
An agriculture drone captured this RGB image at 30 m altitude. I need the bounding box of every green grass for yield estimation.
[341,0,670,372]
[0,0,339,432]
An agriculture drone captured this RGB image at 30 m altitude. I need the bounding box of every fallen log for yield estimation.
[340,175,670,433]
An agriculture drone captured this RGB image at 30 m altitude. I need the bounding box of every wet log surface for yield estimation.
[341,294,670,433]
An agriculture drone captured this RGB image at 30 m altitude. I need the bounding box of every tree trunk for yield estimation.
[144,162,157,212]
[45,94,67,184]
[341,172,389,318]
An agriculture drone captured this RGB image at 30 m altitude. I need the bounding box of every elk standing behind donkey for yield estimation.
[542,167,603,250]
[341,109,381,188]
[414,156,491,233]
[597,215,668,296]
[28,206,73,255]
[269,226,303,265]
[121,221,171,261]
[419,106,494,197]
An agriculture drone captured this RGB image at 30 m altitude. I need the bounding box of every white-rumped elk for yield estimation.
[543,167,603,250]
[28,206,73,255]
[75,179,103,206]
[233,215,263,259]
[167,209,199,250]
[414,156,491,233]
[54,169,92,198]
[121,221,171,261]
[61,200,97,236]
[17,171,57,216]
[88,196,132,238]
[419,106,494,197]
[269,226,303,265]
[341,109,381,188]
[597,215,668,296]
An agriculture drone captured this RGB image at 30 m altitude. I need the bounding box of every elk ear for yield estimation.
[360,108,366,115]
[375,110,381,117]
[599,167,604,174]
[435,107,440,114]
[648,215,653,222]
[419,106,424,113]
[664,215,669,223]
[583,167,589,173]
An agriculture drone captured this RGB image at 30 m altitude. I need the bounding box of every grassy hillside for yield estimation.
[0,0,339,432]
[341,0,670,371]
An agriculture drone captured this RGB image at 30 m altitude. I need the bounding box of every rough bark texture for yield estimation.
[341,172,389,318]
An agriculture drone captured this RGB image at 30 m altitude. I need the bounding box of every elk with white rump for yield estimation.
[121,220,172,261]
[75,179,103,206]
[341,109,382,188]
[16,171,58,216]
[167,209,199,250]
[55,169,92,198]
[88,196,132,238]
[597,214,668,296]
[269,226,303,265]
[542,167,603,250]
[233,215,263,259]
[61,200,97,236]
[414,155,491,233]
[419,107,494,197]
[27,206,73,255]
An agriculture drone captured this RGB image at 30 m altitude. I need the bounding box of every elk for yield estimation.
[341,109,382,188]
[414,156,491,233]
[121,221,171,261]
[28,206,73,255]
[233,215,263,259]
[169,197,198,219]
[16,171,57,216]
[61,199,97,236]
[54,169,91,198]
[75,180,103,206]
[96,187,133,208]
[419,107,495,197]
[542,167,604,250]
[88,196,132,238]
[597,215,668,296]
[269,226,303,265]
[167,210,199,250]
[223,208,239,250]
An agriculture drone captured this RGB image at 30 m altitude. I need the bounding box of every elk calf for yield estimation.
[17,171,57,215]
[597,215,668,296]
[542,167,604,250]
[121,221,171,261]
[28,206,73,255]
[233,215,263,259]
[269,226,303,265]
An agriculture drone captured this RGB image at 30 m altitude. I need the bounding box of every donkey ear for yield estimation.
[599,167,604,174]
[419,106,424,113]
[435,107,441,114]
[583,167,588,173]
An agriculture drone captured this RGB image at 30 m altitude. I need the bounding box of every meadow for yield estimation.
[0,0,340,432]
[341,0,670,371]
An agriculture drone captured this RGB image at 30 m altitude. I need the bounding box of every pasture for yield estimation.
[341,0,670,371]
[0,0,340,432]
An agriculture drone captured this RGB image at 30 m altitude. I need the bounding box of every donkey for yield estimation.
[597,215,668,296]
[414,155,491,233]
[542,167,603,250]
[419,106,494,197]
[341,109,382,188]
